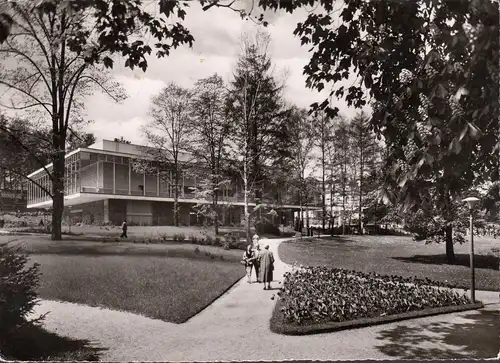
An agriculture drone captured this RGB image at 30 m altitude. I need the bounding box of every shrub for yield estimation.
[278,266,470,325]
[0,243,44,353]
[189,235,200,244]
[214,236,221,246]
[255,221,280,236]
[172,233,186,242]
[205,235,214,245]
[223,233,233,250]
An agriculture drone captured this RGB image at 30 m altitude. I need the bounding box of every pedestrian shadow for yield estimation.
[375,309,500,359]
[393,254,499,270]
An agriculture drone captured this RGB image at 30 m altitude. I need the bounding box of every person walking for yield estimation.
[253,244,261,283]
[242,245,255,283]
[258,244,275,290]
[120,220,128,238]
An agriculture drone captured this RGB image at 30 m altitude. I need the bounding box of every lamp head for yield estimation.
[462,197,480,209]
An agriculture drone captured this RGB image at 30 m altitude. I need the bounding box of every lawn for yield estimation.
[16,237,246,323]
[278,235,500,291]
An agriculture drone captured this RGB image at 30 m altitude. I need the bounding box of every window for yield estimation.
[138,185,144,191]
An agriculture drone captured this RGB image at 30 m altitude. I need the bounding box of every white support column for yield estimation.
[157,168,159,197]
[74,162,78,193]
[182,174,185,198]
[96,161,99,192]
[143,173,146,196]
[128,162,131,195]
[113,161,116,194]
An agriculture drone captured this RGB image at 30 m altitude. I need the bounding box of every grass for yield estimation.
[4,234,246,257]
[278,235,500,291]
[26,240,245,323]
[1,323,104,361]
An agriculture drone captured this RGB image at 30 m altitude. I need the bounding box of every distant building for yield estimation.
[0,188,27,212]
[0,171,27,212]
[295,185,364,229]
[26,139,311,226]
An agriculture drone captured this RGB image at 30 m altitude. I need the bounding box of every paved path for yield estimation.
[32,238,500,361]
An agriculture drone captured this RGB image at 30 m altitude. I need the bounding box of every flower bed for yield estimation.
[277,266,472,326]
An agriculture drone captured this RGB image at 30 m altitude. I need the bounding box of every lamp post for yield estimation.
[462,196,480,303]
[67,205,72,235]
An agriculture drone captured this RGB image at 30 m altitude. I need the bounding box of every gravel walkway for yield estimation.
[31,238,500,361]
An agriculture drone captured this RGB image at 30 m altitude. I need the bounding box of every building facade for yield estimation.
[0,170,28,212]
[27,140,304,226]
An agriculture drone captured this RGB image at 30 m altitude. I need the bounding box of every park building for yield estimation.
[0,170,28,212]
[26,139,312,227]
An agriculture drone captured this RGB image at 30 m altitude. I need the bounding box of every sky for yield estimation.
[84,0,371,144]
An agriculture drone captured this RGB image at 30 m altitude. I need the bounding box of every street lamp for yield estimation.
[67,205,72,235]
[462,196,480,303]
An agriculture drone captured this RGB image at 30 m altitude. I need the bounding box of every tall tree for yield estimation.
[331,117,353,235]
[0,0,196,240]
[249,0,498,261]
[0,2,128,239]
[142,82,193,227]
[312,109,335,232]
[227,30,292,242]
[289,107,316,232]
[349,112,381,234]
[113,136,131,144]
[188,74,232,235]
[66,131,96,152]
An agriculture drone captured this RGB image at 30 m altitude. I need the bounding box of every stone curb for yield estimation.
[270,301,484,336]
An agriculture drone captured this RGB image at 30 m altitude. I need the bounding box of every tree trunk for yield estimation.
[445,224,455,263]
[243,161,251,245]
[358,150,364,235]
[173,176,179,226]
[342,191,346,235]
[51,150,65,240]
[213,193,219,236]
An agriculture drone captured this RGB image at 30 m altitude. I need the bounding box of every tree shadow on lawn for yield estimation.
[304,235,358,243]
[3,323,106,361]
[393,254,499,271]
[375,309,500,359]
[21,243,242,262]
[291,236,370,251]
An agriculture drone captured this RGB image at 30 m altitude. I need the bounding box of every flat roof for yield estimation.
[26,139,197,178]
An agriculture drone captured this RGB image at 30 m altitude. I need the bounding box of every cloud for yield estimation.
[82,3,370,144]
[87,116,148,145]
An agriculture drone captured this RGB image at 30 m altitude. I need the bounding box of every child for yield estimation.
[242,245,255,283]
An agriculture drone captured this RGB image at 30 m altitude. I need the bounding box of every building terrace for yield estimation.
[26,139,312,226]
